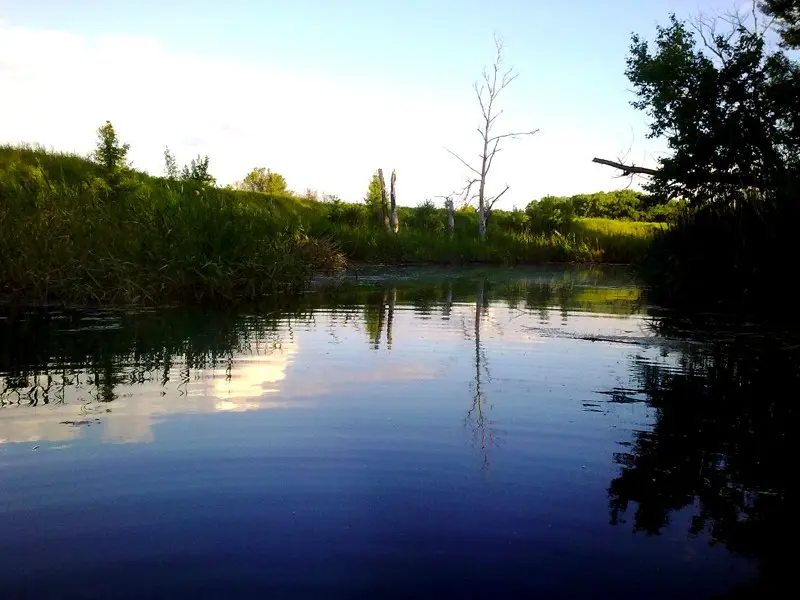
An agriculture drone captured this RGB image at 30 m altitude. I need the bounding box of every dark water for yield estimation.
[0,267,793,599]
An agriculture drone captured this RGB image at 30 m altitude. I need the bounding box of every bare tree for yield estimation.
[444,196,455,234]
[378,168,390,232]
[434,193,457,233]
[445,34,538,239]
[389,169,399,233]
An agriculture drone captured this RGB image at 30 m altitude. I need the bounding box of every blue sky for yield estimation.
[0,0,741,206]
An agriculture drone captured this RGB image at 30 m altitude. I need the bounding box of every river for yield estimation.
[0,266,792,599]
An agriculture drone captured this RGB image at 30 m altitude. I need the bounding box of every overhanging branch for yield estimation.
[592,157,660,177]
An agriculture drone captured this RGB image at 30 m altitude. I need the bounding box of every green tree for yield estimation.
[181,155,215,186]
[241,167,288,194]
[364,173,382,208]
[624,12,800,205]
[164,146,179,180]
[92,120,130,184]
[760,0,800,47]
[525,196,575,233]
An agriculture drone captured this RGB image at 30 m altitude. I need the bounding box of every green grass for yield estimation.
[573,218,666,263]
[0,144,660,306]
[0,145,345,305]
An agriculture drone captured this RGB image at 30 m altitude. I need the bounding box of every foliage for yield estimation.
[625,5,800,314]
[364,173,382,208]
[326,198,372,228]
[525,195,576,233]
[162,146,215,186]
[361,172,386,226]
[0,145,342,305]
[164,146,180,180]
[91,120,132,193]
[525,190,683,224]
[241,167,288,194]
[761,0,800,47]
[490,207,529,234]
[626,13,800,205]
[405,199,445,233]
[181,155,216,186]
[92,120,130,176]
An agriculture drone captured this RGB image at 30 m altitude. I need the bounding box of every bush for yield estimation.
[326,199,372,228]
[406,199,445,233]
[526,196,576,233]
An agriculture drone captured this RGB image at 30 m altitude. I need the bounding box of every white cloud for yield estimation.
[1,24,661,206]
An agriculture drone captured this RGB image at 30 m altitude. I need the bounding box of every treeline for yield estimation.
[525,190,684,234]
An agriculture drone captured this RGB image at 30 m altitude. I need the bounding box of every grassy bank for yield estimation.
[1,144,660,305]
[0,145,344,304]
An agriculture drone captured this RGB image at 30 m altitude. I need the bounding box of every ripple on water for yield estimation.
[1,267,782,599]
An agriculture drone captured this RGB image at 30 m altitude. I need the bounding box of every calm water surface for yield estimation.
[0,267,793,599]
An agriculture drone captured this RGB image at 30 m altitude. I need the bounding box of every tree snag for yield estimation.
[445,196,455,234]
[378,168,390,232]
[390,169,399,233]
[445,34,538,239]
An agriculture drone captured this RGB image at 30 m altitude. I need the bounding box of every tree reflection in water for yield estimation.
[606,315,797,597]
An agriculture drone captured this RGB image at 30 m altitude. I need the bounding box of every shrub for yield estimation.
[526,196,576,233]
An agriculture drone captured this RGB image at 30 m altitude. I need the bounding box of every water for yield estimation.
[0,266,793,599]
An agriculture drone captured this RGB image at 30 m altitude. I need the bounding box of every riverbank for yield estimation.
[1,145,660,306]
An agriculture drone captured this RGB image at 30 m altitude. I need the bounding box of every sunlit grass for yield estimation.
[571,218,664,263]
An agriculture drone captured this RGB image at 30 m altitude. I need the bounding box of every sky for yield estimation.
[0,0,746,207]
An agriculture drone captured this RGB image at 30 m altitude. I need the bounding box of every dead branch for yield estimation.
[488,129,540,143]
[487,185,510,209]
[690,13,735,66]
[592,157,659,177]
[444,147,482,177]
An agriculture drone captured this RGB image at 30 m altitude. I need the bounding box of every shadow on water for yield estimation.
[1,266,794,597]
[605,313,797,598]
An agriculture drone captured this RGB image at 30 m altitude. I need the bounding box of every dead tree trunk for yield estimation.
[390,169,399,233]
[378,168,390,232]
[445,197,455,234]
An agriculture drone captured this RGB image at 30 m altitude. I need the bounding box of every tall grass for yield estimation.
[0,145,658,306]
[574,218,665,263]
[0,145,344,304]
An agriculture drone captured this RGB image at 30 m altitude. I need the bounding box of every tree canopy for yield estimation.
[241,167,288,194]
[760,0,800,47]
[181,155,215,186]
[364,173,382,208]
[92,121,130,177]
[625,11,800,205]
